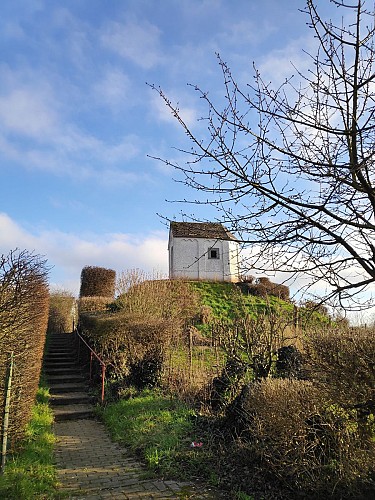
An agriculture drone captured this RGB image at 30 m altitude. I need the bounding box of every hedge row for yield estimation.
[0,250,49,449]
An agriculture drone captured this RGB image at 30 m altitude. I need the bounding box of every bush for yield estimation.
[115,272,200,325]
[237,277,290,301]
[79,266,115,298]
[48,289,75,333]
[78,296,112,314]
[231,378,375,497]
[304,325,375,409]
[212,306,295,381]
[126,348,164,390]
[79,312,177,397]
[209,358,248,412]
[275,345,305,379]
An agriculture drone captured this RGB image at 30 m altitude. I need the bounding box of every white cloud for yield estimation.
[219,18,276,48]
[0,87,58,139]
[93,68,132,110]
[0,65,145,184]
[101,19,164,69]
[0,131,145,186]
[0,212,168,295]
[257,35,317,86]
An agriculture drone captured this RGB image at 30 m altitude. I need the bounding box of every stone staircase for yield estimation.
[44,332,95,421]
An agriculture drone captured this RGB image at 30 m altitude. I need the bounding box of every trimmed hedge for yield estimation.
[79,266,115,298]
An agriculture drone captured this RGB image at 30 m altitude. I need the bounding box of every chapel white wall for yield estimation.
[169,235,240,282]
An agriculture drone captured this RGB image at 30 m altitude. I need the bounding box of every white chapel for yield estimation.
[168,222,240,282]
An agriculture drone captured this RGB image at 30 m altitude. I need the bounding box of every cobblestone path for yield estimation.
[53,418,224,499]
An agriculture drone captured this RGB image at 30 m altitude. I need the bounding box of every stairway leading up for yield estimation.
[44,332,95,421]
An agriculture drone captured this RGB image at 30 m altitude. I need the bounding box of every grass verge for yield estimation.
[97,389,220,484]
[0,385,57,499]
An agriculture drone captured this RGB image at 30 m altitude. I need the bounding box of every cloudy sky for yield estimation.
[0,0,339,295]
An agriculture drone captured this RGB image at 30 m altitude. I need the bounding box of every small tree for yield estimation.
[151,0,375,309]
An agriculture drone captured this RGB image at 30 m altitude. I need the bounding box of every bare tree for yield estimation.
[151,0,375,309]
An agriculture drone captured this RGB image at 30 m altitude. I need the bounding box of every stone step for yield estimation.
[53,404,95,421]
[44,367,82,376]
[48,341,74,346]
[44,357,76,364]
[43,362,77,369]
[48,334,75,340]
[49,382,88,394]
[47,345,74,350]
[47,346,74,350]
[50,392,94,405]
[47,374,85,385]
[45,333,98,421]
[44,358,77,363]
[44,351,76,358]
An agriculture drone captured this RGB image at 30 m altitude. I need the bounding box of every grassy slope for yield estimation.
[190,281,294,320]
[190,281,330,327]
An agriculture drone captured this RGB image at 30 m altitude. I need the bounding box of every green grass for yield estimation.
[190,281,331,329]
[190,281,294,321]
[0,386,58,499]
[98,389,217,482]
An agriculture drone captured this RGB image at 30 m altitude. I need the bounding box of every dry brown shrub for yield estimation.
[199,305,214,324]
[0,250,49,449]
[163,343,223,404]
[242,379,319,476]
[116,270,200,325]
[78,271,203,394]
[78,296,111,314]
[237,277,290,300]
[79,311,176,385]
[48,289,76,333]
[304,325,375,408]
[213,307,295,380]
[79,266,116,298]
[237,378,375,496]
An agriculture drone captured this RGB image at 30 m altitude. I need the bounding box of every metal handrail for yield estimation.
[74,328,107,403]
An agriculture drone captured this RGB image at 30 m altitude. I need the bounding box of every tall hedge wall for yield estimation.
[0,250,49,449]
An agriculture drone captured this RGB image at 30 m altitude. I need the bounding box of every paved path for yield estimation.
[53,418,223,499]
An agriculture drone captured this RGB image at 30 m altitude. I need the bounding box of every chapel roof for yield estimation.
[170,221,238,241]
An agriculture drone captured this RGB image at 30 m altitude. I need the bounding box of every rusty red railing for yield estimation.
[74,328,107,403]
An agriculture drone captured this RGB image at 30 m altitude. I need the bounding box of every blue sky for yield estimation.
[0,0,338,295]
